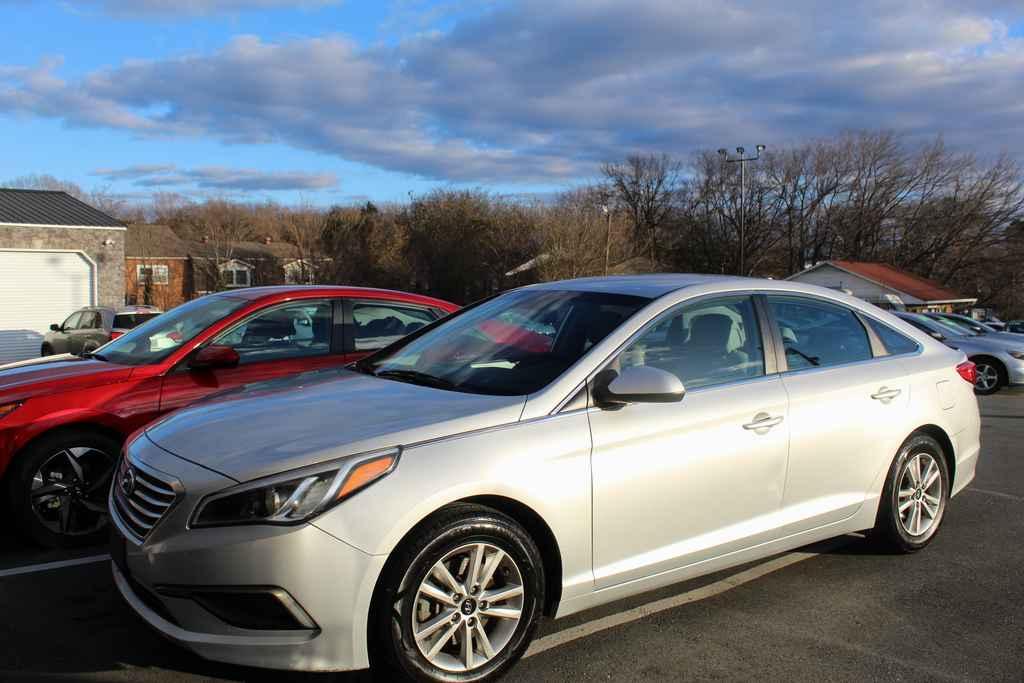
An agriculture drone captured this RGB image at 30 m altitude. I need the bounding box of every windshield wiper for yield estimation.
[374,369,455,390]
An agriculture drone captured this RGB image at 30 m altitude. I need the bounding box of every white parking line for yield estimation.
[525,543,839,659]
[966,486,1024,502]
[0,554,109,579]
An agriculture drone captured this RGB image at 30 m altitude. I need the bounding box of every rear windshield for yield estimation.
[113,313,161,329]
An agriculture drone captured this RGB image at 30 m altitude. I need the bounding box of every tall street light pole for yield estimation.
[602,204,612,275]
[718,144,765,276]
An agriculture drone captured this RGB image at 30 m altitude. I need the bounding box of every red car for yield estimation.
[0,286,457,548]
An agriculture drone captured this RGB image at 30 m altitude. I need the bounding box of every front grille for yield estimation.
[111,456,179,542]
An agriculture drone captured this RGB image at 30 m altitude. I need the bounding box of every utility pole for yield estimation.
[718,144,765,276]
[602,204,612,275]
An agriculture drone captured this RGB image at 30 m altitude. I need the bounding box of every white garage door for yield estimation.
[0,250,95,365]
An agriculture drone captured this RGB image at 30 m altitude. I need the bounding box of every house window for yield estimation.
[219,261,253,288]
[284,259,315,285]
[137,264,169,285]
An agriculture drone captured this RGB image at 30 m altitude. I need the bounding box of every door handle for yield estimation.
[743,413,784,432]
[871,387,902,402]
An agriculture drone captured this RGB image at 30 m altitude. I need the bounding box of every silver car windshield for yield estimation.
[98,296,248,366]
[928,315,980,337]
[360,289,650,396]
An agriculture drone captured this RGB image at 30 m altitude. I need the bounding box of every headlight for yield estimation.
[1009,351,1024,360]
[191,448,399,528]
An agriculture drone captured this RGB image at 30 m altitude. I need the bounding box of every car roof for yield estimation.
[206,285,458,311]
[115,306,162,314]
[521,274,757,298]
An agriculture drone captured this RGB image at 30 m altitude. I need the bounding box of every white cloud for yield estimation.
[3,1,1024,183]
[91,164,338,191]
[82,0,339,17]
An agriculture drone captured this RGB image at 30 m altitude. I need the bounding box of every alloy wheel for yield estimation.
[29,446,114,536]
[411,542,525,672]
[974,363,999,392]
[897,452,943,537]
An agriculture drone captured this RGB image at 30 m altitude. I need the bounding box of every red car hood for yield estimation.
[0,354,134,402]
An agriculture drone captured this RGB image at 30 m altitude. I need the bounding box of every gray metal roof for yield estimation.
[0,188,125,228]
[524,273,756,298]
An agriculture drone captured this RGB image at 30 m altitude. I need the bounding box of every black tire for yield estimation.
[371,503,545,682]
[971,357,1005,396]
[40,344,53,357]
[871,433,950,553]
[6,428,120,548]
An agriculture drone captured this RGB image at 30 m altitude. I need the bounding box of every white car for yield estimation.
[110,275,981,681]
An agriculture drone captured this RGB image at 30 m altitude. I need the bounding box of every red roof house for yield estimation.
[787,260,976,312]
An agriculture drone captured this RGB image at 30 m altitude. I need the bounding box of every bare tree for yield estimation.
[602,153,684,264]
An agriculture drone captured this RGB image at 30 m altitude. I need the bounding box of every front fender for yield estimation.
[312,411,595,603]
[1,406,130,476]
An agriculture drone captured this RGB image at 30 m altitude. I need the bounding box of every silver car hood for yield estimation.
[944,333,1023,354]
[144,369,527,482]
[972,333,1024,350]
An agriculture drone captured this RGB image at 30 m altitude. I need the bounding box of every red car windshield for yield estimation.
[98,296,247,366]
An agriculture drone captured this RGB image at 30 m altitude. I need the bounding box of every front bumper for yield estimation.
[1005,357,1024,386]
[110,435,387,672]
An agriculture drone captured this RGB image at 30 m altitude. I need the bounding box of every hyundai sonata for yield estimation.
[110,275,981,681]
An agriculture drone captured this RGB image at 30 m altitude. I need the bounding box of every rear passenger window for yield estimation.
[768,296,872,370]
[865,318,920,356]
[351,302,438,351]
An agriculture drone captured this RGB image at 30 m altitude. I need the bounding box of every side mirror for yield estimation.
[594,366,685,407]
[50,324,61,332]
[189,344,240,371]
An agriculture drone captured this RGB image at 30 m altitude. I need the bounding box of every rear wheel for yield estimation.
[872,433,949,553]
[40,344,53,357]
[6,429,119,548]
[372,503,545,682]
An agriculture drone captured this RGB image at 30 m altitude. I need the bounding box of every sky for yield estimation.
[1,0,1022,206]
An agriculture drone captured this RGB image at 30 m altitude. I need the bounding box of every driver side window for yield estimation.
[62,312,82,331]
[616,296,766,391]
[214,300,333,364]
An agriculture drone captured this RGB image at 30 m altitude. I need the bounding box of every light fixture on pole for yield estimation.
[718,144,766,275]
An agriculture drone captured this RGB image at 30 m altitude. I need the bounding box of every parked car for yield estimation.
[923,312,1018,342]
[1007,320,1024,334]
[109,276,980,681]
[0,286,457,547]
[896,312,1024,394]
[41,305,163,357]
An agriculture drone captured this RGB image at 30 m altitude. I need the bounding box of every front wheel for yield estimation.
[372,503,545,682]
[972,359,1004,395]
[872,433,949,553]
[6,429,119,548]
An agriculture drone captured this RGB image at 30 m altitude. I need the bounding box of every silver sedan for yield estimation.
[110,275,981,681]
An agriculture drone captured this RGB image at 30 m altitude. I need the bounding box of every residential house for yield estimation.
[125,224,193,309]
[124,225,321,308]
[0,189,125,364]
[787,260,976,312]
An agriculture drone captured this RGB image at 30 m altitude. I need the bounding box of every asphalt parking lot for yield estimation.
[2,394,1022,682]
